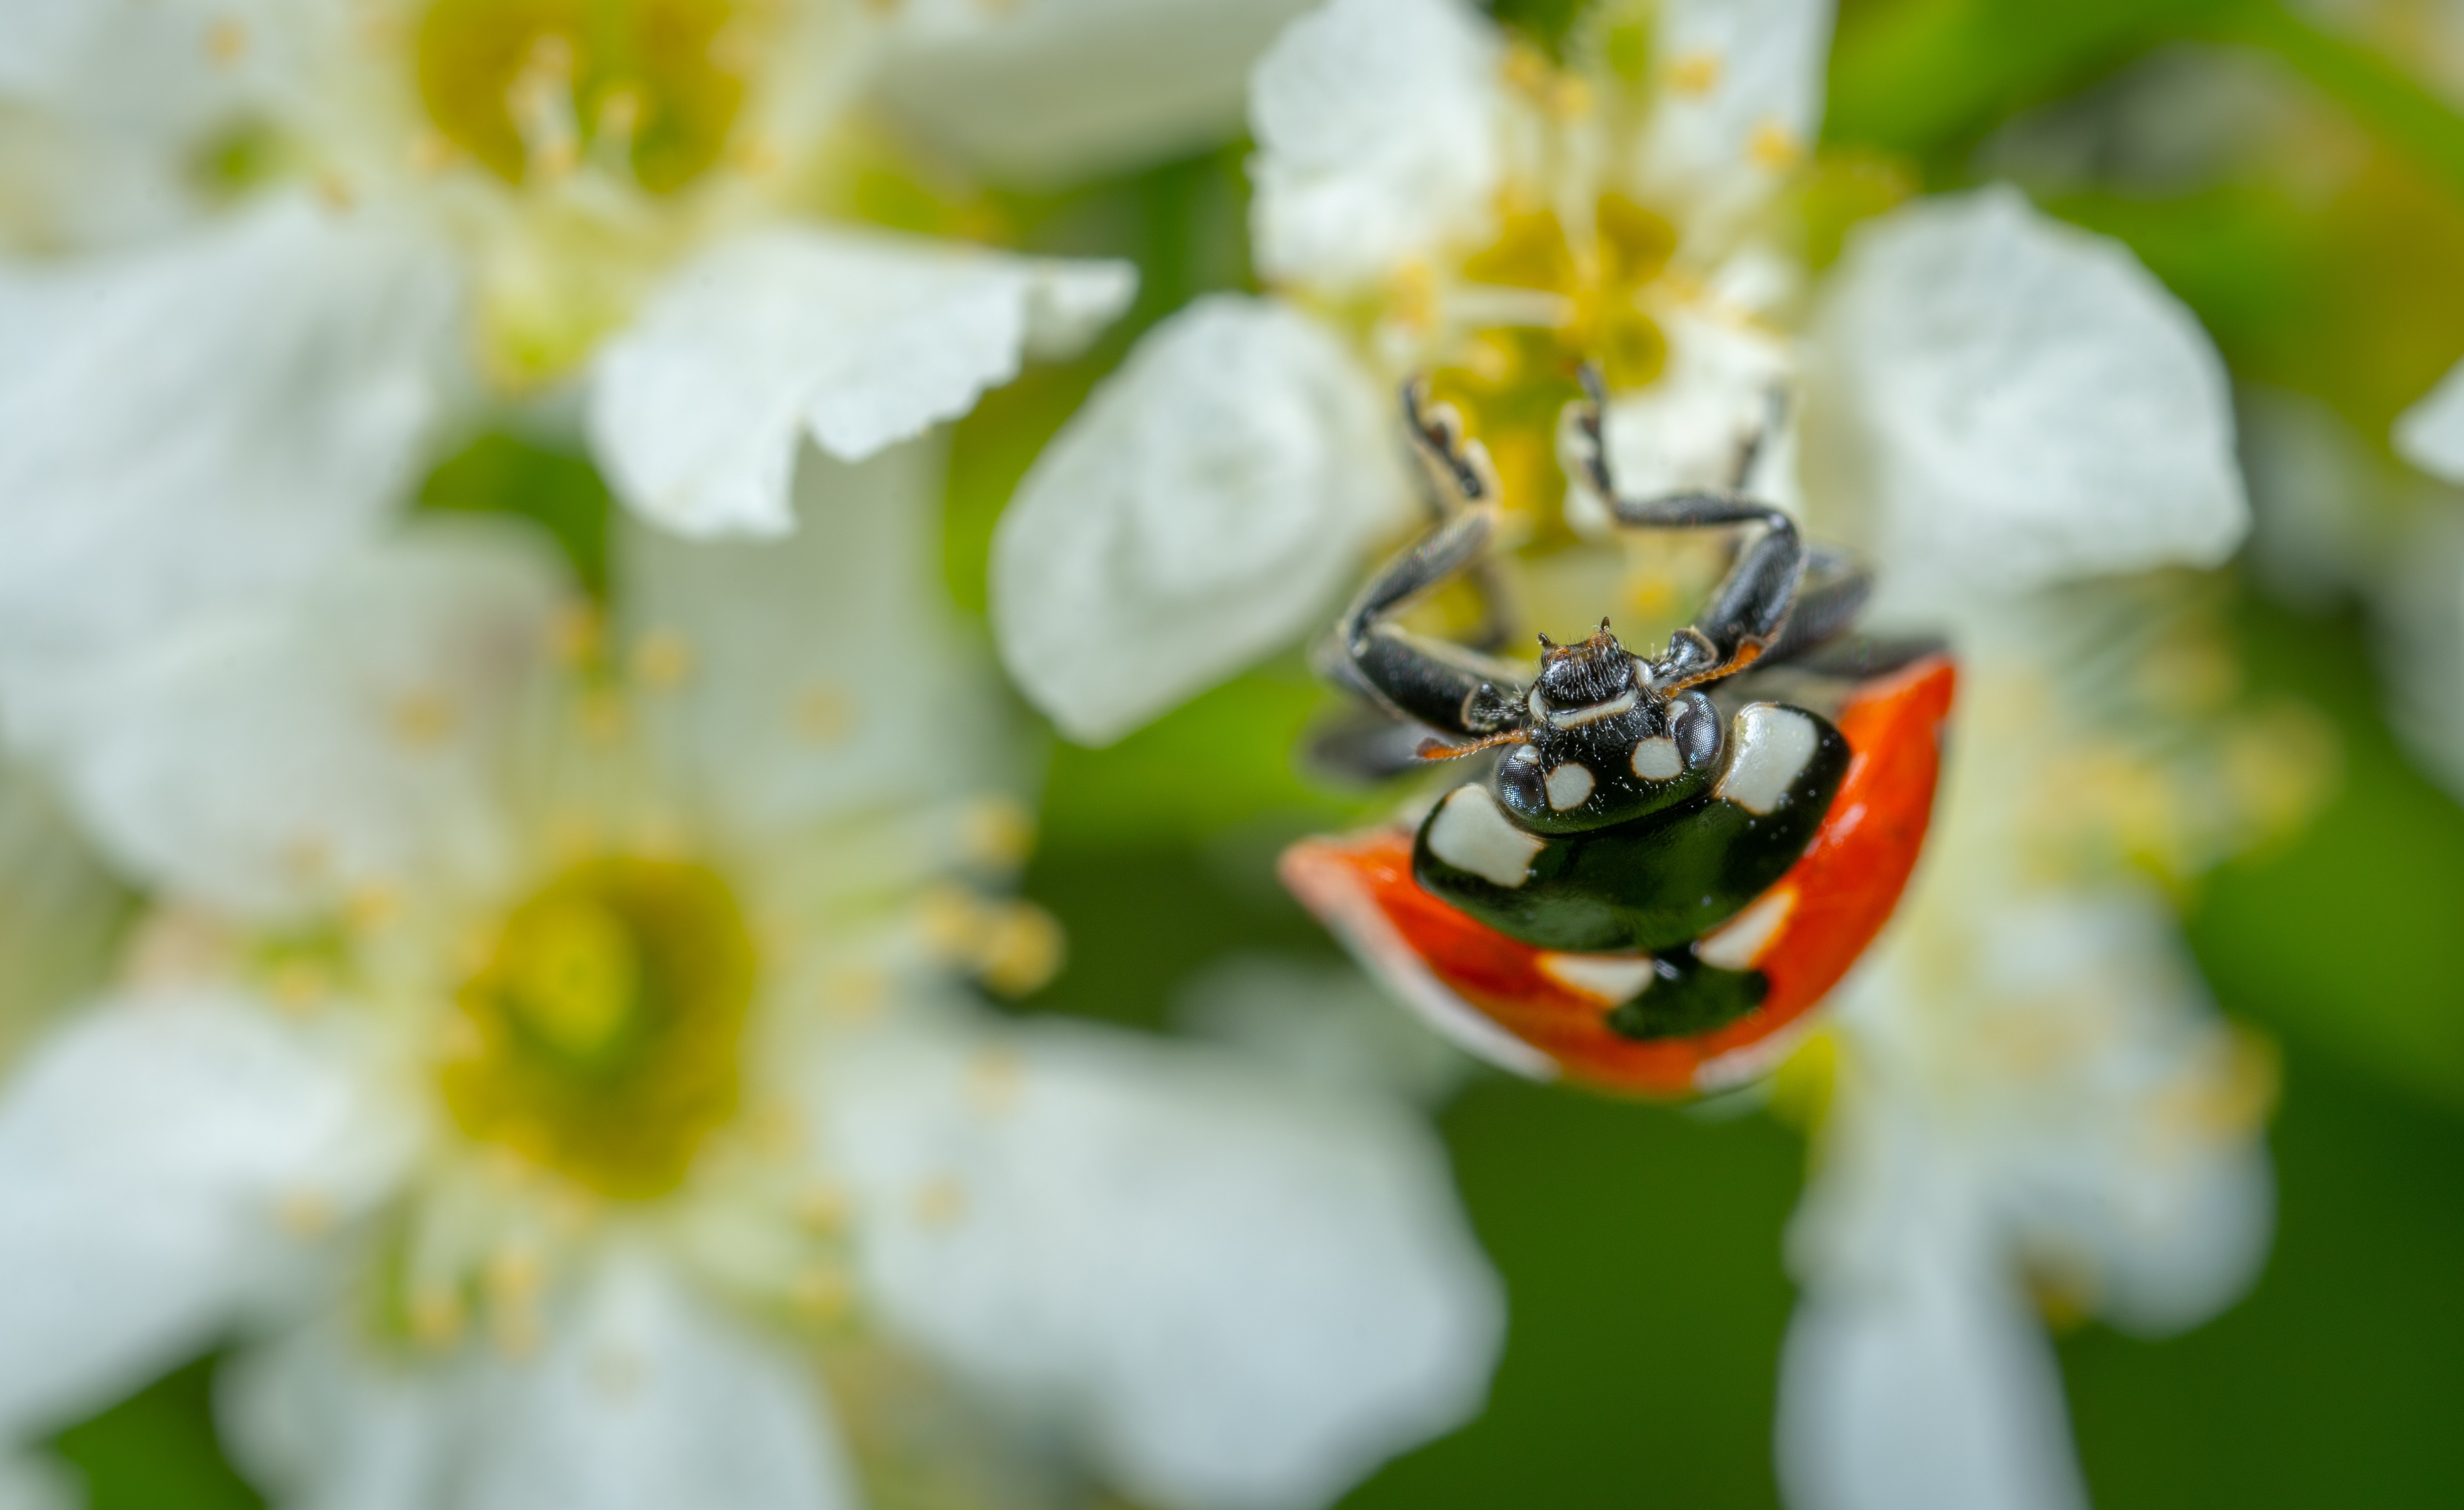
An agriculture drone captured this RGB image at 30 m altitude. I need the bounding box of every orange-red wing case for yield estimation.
[1281,654,1957,1096]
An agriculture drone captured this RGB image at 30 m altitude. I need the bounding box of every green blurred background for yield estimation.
[58,0,2464,1502]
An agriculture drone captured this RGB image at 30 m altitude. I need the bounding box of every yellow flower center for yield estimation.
[440,856,756,1199]
[414,0,756,195]
[1425,192,1678,540]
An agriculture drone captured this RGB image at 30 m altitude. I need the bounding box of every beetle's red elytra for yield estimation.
[1282,651,1955,1097]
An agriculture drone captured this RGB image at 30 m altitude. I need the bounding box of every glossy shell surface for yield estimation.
[1281,654,1957,1096]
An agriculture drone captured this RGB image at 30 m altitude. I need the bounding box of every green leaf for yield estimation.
[1036,660,1388,853]
[2224,2,2464,202]
[417,431,613,597]
[50,1354,261,1510]
[2189,596,2464,1114]
[1826,0,2249,163]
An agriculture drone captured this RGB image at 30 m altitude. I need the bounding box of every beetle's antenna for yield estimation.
[1415,729,1530,761]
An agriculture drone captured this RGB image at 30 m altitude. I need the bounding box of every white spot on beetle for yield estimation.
[1539,952,1656,1004]
[1630,735,1682,780]
[1545,688,1638,728]
[1427,785,1546,888]
[1694,886,1796,970]
[1544,762,1596,810]
[1715,705,1818,815]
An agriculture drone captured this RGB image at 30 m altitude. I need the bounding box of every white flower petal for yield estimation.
[622,439,1014,848]
[991,295,1405,744]
[2393,354,2464,483]
[876,0,1318,183]
[824,1016,1502,1510]
[1636,0,1834,206]
[591,229,1134,538]
[1248,0,1501,287]
[1964,897,2276,1336]
[0,1451,75,1510]
[26,527,562,920]
[221,1321,470,1510]
[0,194,458,688]
[1585,306,1798,531]
[0,762,126,1069]
[2378,506,2464,802]
[1778,1248,2088,1510]
[1171,952,1476,1106]
[0,0,310,170]
[473,1258,857,1510]
[1814,884,2275,1337]
[227,1259,858,1510]
[0,991,381,1437]
[1803,185,2246,614]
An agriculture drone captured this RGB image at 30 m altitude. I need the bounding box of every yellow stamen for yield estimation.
[1666,50,1722,96]
[413,0,758,195]
[441,857,755,1199]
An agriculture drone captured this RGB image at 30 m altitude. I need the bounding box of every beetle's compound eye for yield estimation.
[1671,690,1723,771]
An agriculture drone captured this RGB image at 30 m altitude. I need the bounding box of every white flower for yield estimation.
[991,0,2247,744]
[1771,595,2295,1510]
[2401,353,2464,487]
[0,0,1141,724]
[0,441,1502,1509]
[872,0,1324,184]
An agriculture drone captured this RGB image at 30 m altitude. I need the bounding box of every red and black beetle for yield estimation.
[1281,368,1955,1096]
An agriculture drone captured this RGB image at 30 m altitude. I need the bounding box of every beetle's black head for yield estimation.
[1531,621,1642,718]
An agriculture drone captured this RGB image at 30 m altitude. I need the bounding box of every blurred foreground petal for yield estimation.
[1778,1238,2087,1510]
[0,195,455,689]
[591,230,1134,538]
[227,1258,859,1510]
[623,441,1012,849]
[19,529,561,920]
[0,992,386,1437]
[876,0,1316,182]
[2394,355,2464,483]
[1248,0,1501,286]
[823,1016,1502,1510]
[1637,0,1834,209]
[991,295,1404,744]
[1806,185,2246,615]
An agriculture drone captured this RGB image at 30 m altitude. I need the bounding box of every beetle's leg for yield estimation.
[1340,506,1530,737]
[1564,364,1807,691]
[1402,378,1518,653]
[1761,546,1872,667]
[1404,377,1500,513]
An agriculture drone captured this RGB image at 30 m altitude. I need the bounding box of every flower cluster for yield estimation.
[0,0,2369,1507]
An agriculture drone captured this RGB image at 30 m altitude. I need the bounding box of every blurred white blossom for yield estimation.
[991,0,2246,744]
[982,2,2295,1502]
[1774,593,2302,1510]
[0,442,1502,1510]
[0,0,1157,745]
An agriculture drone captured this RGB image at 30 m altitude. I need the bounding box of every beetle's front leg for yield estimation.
[1402,378,1517,654]
[1562,366,1813,690]
[1338,507,1528,738]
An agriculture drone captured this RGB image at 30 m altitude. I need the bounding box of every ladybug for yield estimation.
[1281,368,1955,1097]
